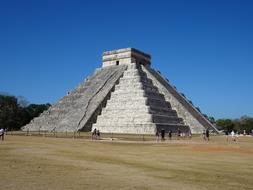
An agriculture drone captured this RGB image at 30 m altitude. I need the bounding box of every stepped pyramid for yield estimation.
[22,48,218,134]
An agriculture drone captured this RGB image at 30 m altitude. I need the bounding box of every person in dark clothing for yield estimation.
[155,130,160,142]
[161,129,165,141]
[205,129,210,141]
[225,130,229,142]
[168,130,172,140]
[97,130,100,140]
[177,128,181,140]
[202,129,206,141]
[92,128,97,140]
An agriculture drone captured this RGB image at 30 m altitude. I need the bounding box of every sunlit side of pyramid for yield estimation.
[22,48,218,134]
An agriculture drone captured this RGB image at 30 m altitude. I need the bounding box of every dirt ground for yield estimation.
[0,134,253,190]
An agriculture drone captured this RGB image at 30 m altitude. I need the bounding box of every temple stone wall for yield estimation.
[22,65,127,132]
[142,65,217,133]
[102,48,151,67]
[93,63,190,134]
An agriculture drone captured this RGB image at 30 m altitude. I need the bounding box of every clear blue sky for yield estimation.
[0,0,252,119]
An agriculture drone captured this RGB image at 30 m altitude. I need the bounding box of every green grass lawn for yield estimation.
[1,134,253,190]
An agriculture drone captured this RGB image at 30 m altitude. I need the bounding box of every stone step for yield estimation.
[123,69,139,74]
[119,77,152,84]
[105,100,147,108]
[96,113,183,124]
[149,107,177,116]
[107,95,166,104]
[95,117,153,125]
[92,123,156,134]
[119,81,154,89]
[105,97,171,110]
[101,107,176,117]
[127,64,138,70]
[119,75,142,81]
[152,115,184,124]
[97,111,152,118]
[115,87,159,94]
[101,103,149,110]
[106,97,147,105]
[101,109,149,116]
[147,99,171,108]
[115,82,158,92]
[122,72,146,78]
[111,90,165,100]
[102,106,150,113]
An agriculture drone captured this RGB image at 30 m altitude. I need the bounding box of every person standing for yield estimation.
[235,131,239,142]
[231,130,235,141]
[225,130,229,142]
[92,128,97,140]
[168,130,172,140]
[177,128,181,140]
[188,130,192,139]
[202,129,206,141]
[0,128,4,141]
[155,130,160,142]
[205,129,210,141]
[97,130,100,140]
[161,129,165,141]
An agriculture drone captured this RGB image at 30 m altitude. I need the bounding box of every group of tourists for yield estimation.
[176,129,192,140]
[155,128,192,142]
[0,128,5,141]
[91,128,100,140]
[156,129,167,141]
[225,130,239,142]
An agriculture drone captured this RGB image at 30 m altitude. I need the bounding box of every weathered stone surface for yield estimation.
[141,65,218,133]
[102,48,151,67]
[22,47,218,134]
[93,63,190,134]
[22,65,127,132]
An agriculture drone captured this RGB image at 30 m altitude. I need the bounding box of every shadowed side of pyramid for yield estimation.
[22,65,127,132]
[141,65,219,133]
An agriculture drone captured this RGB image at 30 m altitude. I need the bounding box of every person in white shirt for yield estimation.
[0,128,4,141]
[231,130,235,142]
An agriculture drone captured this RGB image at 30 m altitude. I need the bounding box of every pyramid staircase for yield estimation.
[92,63,189,134]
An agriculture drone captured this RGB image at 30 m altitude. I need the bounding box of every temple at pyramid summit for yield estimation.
[22,48,218,134]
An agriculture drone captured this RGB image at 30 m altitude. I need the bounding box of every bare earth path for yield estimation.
[1,135,253,190]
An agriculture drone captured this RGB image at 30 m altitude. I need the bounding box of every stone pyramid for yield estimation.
[22,48,218,134]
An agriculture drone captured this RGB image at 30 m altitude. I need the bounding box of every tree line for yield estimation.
[216,116,253,134]
[0,95,50,130]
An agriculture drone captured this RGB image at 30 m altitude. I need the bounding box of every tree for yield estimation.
[0,95,20,130]
[238,116,253,134]
[25,104,51,121]
[0,95,51,130]
[216,116,253,134]
[216,119,235,132]
[17,96,30,107]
